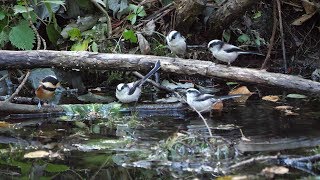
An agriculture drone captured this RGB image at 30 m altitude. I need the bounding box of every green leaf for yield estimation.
[0,11,5,20]
[222,30,231,42]
[67,28,81,41]
[46,23,61,45]
[237,34,250,43]
[255,38,261,46]
[226,82,239,85]
[13,5,34,15]
[137,6,146,17]
[41,0,65,5]
[122,29,137,43]
[286,94,307,99]
[45,163,69,173]
[127,14,137,24]
[22,11,37,23]
[253,11,262,19]
[0,30,9,48]
[9,20,35,50]
[71,39,90,51]
[128,4,138,12]
[91,41,98,52]
[161,0,172,5]
[108,0,128,18]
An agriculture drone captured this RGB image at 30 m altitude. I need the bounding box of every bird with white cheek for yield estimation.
[35,75,60,108]
[166,30,187,57]
[186,88,241,113]
[116,60,161,103]
[208,39,263,66]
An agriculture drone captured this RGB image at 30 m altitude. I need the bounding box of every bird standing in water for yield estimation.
[116,60,161,103]
[186,88,241,113]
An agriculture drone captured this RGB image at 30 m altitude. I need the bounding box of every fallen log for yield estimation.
[0,50,319,94]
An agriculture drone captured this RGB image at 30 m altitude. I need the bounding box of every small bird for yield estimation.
[208,39,263,66]
[116,60,161,103]
[35,75,60,108]
[166,30,187,56]
[186,88,241,113]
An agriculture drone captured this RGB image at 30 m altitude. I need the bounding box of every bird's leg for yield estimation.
[227,62,231,67]
[37,100,42,109]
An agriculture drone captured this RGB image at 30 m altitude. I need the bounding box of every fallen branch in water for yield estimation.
[0,50,319,94]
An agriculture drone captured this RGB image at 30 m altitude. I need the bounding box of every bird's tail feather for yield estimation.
[137,60,161,87]
[216,94,243,101]
[239,51,264,56]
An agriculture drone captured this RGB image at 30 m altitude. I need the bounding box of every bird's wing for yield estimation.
[195,94,215,102]
[128,81,142,95]
[223,44,245,53]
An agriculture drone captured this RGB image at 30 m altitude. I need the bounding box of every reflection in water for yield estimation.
[0,99,320,178]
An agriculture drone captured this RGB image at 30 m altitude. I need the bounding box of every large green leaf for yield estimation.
[45,163,69,173]
[13,5,34,15]
[9,20,35,50]
[0,30,9,48]
[46,23,61,45]
[0,11,5,20]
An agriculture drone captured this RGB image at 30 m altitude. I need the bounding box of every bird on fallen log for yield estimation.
[116,60,161,103]
[35,75,60,108]
[208,39,264,66]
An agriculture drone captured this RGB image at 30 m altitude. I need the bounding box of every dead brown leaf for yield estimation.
[261,166,289,178]
[292,0,317,26]
[137,33,151,55]
[229,86,252,103]
[292,12,316,25]
[302,0,317,14]
[262,95,280,102]
[274,105,294,110]
[24,150,50,159]
[142,20,155,36]
[0,121,11,128]
[212,101,223,111]
[284,109,299,116]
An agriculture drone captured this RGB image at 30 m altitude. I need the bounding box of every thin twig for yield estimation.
[134,3,173,29]
[23,0,43,50]
[5,71,30,103]
[261,0,278,70]
[0,74,8,82]
[228,155,279,170]
[276,0,287,73]
[90,0,112,38]
[90,156,110,180]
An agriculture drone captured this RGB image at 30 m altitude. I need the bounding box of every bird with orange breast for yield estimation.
[35,75,60,108]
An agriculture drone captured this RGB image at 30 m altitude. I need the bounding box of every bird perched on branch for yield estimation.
[166,30,187,57]
[186,88,242,113]
[116,60,161,103]
[35,75,60,108]
[208,39,263,66]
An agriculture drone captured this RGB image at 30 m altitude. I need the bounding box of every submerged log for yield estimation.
[0,50,319,94]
